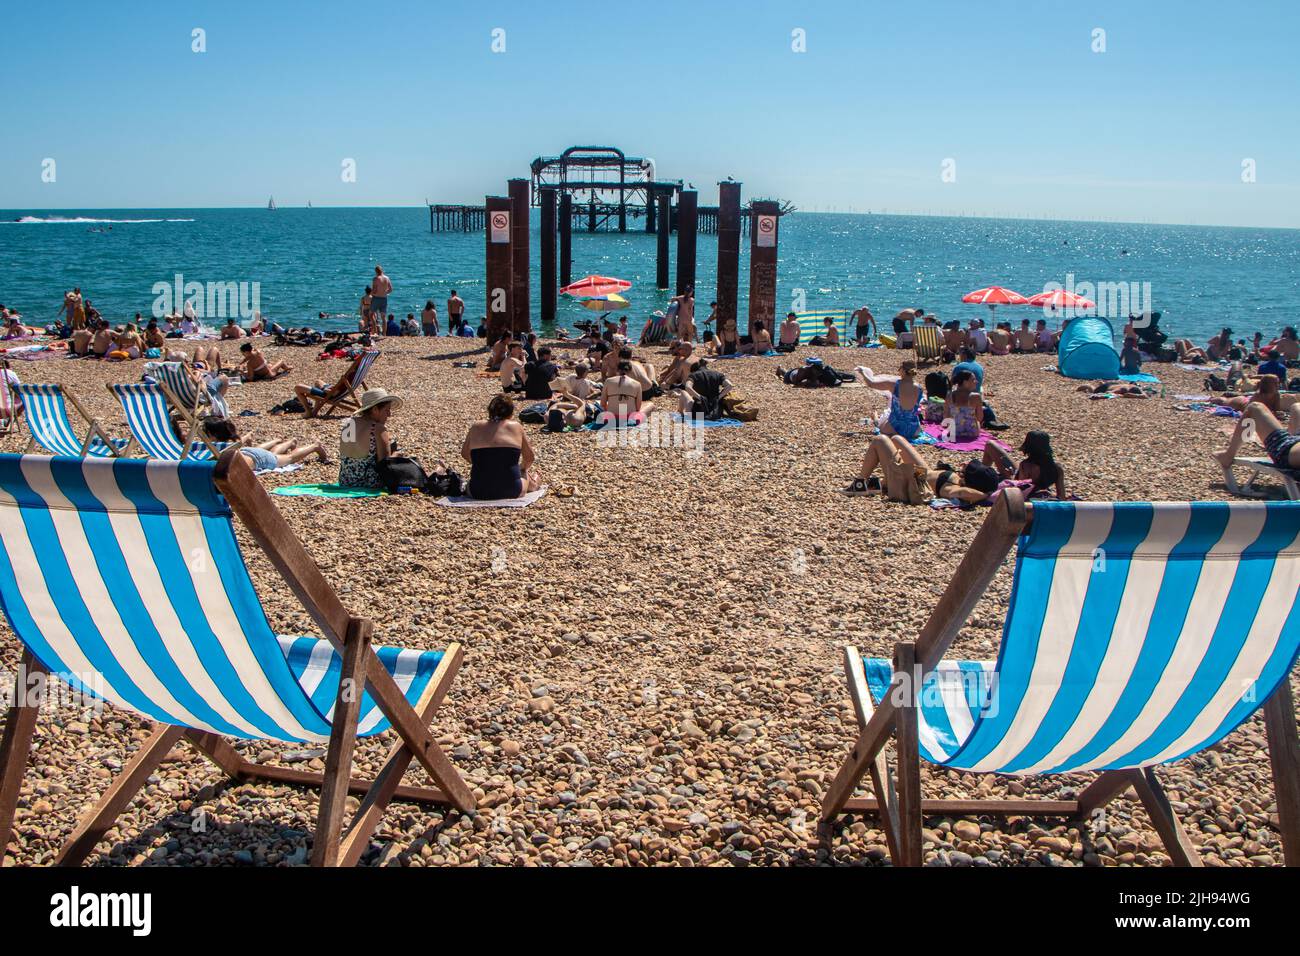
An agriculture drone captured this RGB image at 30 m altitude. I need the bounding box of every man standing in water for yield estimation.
[853,304,876,344]
[370,266,392,320]
[447,289,465,334]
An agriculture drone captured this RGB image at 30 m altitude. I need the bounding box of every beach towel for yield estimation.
[435,487,548,508]
[669,413,743,428]
[272,483,387,499]
[583,418,645,431]
[921,422,1007,452]
[714,350,778,359]
[254,463,304,476]
[1119,372,1160,383]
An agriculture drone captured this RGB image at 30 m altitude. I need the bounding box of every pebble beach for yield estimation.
[1,335,1294,867]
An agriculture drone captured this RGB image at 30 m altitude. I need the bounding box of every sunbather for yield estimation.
[239,438,331,473]
[983,430,1066,498]
[238,342,291,381]
[867,361,922,440]
[1175,339,1210,364]
[1079,381,1149,398]
[841,434,1000,503]
[600,360,652,424]
[338,388,400,489]
[677,359,731,420]
[944,369,983,440]
[461,395,543,499]
[1214,399,1300,474]
[1213,373,1281,413]
[293,351,369,418]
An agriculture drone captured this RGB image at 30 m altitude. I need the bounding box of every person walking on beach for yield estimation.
[673,288,695,341]
[370,266,392,320]
[447,290,465,334]
[421,300,439,336]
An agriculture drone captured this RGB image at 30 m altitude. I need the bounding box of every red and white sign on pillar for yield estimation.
[756,214,777,248]
[490,211,511,244]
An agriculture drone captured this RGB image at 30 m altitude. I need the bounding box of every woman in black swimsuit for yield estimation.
[460,395,543,500]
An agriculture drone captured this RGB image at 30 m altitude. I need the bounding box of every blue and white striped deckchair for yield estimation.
[821,491,1300,867]
[13,384,128,458]
[108,383,227,461]
[0,451,477,867]
[150,361,203,412]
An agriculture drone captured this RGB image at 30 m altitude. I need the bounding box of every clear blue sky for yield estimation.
[2,0,1297,227]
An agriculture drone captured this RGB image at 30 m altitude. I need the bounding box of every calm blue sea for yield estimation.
[2,208,1296,343]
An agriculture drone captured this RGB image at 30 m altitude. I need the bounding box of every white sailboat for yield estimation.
[267,196,277,211]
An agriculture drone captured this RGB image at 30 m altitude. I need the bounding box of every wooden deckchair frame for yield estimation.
[0,448,478,867]
[819,490,1300,867]
[22,384,125,458]
[317,349,381,418]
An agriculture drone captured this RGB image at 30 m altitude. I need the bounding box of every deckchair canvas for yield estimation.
[0,450,479,866]
[912,324,942,363]
[0,365,15,436]
[108,382,233,461]
[820,490,1300,867]
[13,384,127,458]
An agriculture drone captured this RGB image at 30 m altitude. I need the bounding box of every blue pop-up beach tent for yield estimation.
[1058,316,1120,380]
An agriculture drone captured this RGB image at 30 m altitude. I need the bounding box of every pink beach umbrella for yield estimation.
[961,286,1030,321]
[1025,289,1097,312]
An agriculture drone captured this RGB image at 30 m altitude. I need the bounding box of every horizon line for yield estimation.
[3,205,1297,233]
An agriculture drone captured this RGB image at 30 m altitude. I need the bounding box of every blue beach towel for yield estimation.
[1119,372,1160,383]
[669,414,744,428]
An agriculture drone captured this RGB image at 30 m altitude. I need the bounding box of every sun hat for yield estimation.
[357,387,404,414]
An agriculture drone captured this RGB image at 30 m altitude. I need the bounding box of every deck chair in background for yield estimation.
[821,491,1300,867]
[13,383,128,458]
[1222,457,1300,501]
[314,348,380,417]
[0,450,479,866]
[150,360,205,417]
[108,383,232,461]
[912,324,943,364]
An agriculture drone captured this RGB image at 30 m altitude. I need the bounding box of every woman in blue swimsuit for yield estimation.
[881,361,923,440]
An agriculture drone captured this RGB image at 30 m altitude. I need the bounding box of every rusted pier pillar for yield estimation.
[485,196,513,344]
[716,181,742,335]
[656,192,671,290]
[748,200,779,334]
[540,187,557,327]
[508,179,530,332]
[559,193,573,287]
[675,190,698,297]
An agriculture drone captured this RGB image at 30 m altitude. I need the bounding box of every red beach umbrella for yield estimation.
[961,285,1030,320]
[560,275,632,297]
[962,286,1030,307]
[1025,289,1097,311]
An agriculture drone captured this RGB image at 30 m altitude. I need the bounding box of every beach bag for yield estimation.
[1205,373,1228,392]
[425,467,464,497]
[924,370,949,399]
[519,402,548,424]
[888,465,930,505]
[377,457,429,493]
[721,391,758,422]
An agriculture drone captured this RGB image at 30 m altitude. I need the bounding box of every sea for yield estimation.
[2,208,1296,345]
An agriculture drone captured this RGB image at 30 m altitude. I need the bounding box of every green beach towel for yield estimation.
[272,483,387,499]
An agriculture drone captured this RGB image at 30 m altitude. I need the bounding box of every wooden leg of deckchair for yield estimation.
[56,723,187,865]
[1262,678,1300,866]
[0,650,43,857]
[337,644,465,866]
[213,450,478,814]
[1128,767,1202,867]
[1076,770,1136,818]
[833,645,902,860]
[311,617,370,867]
[893,642,924,867]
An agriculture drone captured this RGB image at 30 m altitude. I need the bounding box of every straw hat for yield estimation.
[356,387,403,413]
